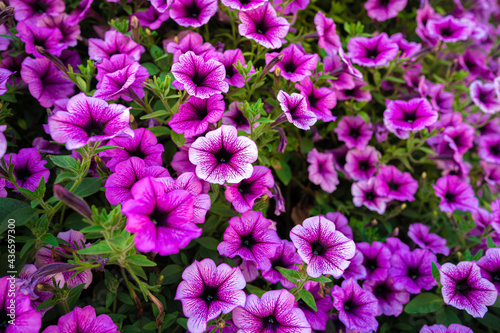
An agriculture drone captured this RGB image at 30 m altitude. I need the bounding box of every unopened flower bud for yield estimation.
[130,15,139,42]
[274,67,281,91]
[53,184,93,220]
[274,127,287,153]
[260,53,284,79]
[94,156,111,177]
[421,171,427,179]
[0,6,14,26]
[36,46,69,75]
[400,203,406,210]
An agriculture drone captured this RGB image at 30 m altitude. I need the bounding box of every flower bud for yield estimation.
[0,6,14,26]
[53,184,93,220]
[36,46,69,75]
[260,53,284,79]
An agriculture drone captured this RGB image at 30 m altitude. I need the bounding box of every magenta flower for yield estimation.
[170,0,217,28]
[345,146,380,181]
[39,13,80,49]
[364,0,407,22]
[222,101,255,133]
[290,215,356,278]
[17,21,63,58]
[175,259,246,333]
[337,80,372,102]
[217,49,248,88]
[342,249,368,280]
[134,6,170,30]
[221,0,266,11]
[314,11,341,55]
[477,248,500,293]
[224,165,274,213]
[122,177,201,255]
[0,125,7,159]
[277,90,317,130]
[408,223,450,256]
[67,0,94,24]
[3,148,49,192]
[331,278,379,333]
[10,0,65,22]
[41,305,118,333]
[363,276,409,317]
[347,33,399,67]
[165,32,216,64]
[334,115,373,151]
[389,248,438,294]
[390,33,422,59]
[324,212,352,239]
[0,68,13,95]
[189,125,258,184]
[432,175,479,213]
[479,135,500,164]
[150,0,172,12]
[88,29,145,61]
[171,51,229,98]
[470,80,500,114]
[262,239,302,289]
[233,290,311,333]
[265,44,318,82]
[217,211,281,270]
[296,281,333,330]
[352,178,389,214]
[238,3,290,49]
[296,77,337,122]
[169,95,225,138]
[440,261,497,318]
[48,93,134,150]
[357,241,391,282]
[307,148,339,193]
[426,16,474,43]
[101,128,164,172]
[420,324,473,333]
[386,237,410,254]
[375,165,418,201]
[384,98,438,134]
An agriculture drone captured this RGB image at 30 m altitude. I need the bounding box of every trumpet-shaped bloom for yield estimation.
[345,147,380,181]
[165,32,216,64]
[426,16,474,43]
[88,29,145,61]
[41,305,118,333]
[420,324,473,333]
[324,212,352,239]
[217,49,248,88]
[314,11,341,55]
[432,175,479,213]
[342,250,368,280]
[134,5,170,30]
[150,0,172,12]
[352,178,389,214]
[479,135,500,164]
[384,98,438,133]
[39,13,80,49]
[375,165,418,201]
[408,223,450,256]
[470,80,500,114]
[477,248,500,293]
[0,69,13,95]
[265,44,318,82]
[296,77,337,122]
[307,148,339,193]
[363,276,409,317]
[175,259,246,333]
[17,21,64,58]
[262,239,302,289]
[347,33,398,67]
[277,90,317,130]
[10,0,65,22]
[357,241,391,282]
[221,0,266,10]
[3,148,49,192]
[290,215,356,278]
[170,0,217,28]
[222,101,256,133]
[364,0,407,22]
[334,115,373,151]
[389,248,438,294]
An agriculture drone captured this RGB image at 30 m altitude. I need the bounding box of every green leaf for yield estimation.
[257,117,275,123]
[487,236,497,248]
[127,254,157,267]
[68,283,86,308]
[50,155,79,171]
[171,131,185,148]
[209,202,236,217]
[0,201,38,233]
[34,176,46,199]
[478,313,500,330]
[273,158,292,186]
[404,293,443,314]
[195,237,219,250]
[71,178,102,197]
[94,145,124,154]
[40,233,59,247]
[309,275,332,283]
[431,261,440,283]
[36,297,59,310]
[160,264,184,285]
[246,284,266,297]
[148,126,171,137]
[176,318,188,330]
[435,306,461,326]
[80,225,106,233]
[56,172,77,184]
[297,289,317,312]
[384,76,407,84]
[142,62,160,76]
[275,267,299,286]
[77,241,113,255]
[140,110,169,120]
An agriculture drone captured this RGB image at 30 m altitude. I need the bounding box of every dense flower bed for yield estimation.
[0,0,500,332]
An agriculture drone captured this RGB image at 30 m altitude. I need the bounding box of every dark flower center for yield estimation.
[405,112,416,124]
[193,104,209,120]
[185,0,200,18]
[350,127,360,139]
[255,20,268,35]
[14,167,31,181]
[200,285,219,304]
[408,267,420,280]
[365,258,378,273]
[240,0,250,4]
[491,270,500,282]
[150,207,169,225]
[297,299,308,309]
[214,148,232,164]
[490,145,500,157]
[344,299,356,312]
[283,61,297,74]
[358,160,370,171]
[439,22,454,37]
[366,47,379,60]
[238,180,252,194]
[387,181,399,191]
[85,119,105,137]
[365,190,376,202]
[128,148,146,159]
[225,65,235,79]
[374,283,389,298]
[444,191,456,203]
[478,90,489,102]
[311,241,327,256]
[343,88,355,97]
[378,0,390,6]
[241,234,255,247]
[262,315,279,330]
[455,278,471,295]
[308,93,318,108]
[1,309,10,328]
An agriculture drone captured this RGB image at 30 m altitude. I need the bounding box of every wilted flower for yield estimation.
[2,148,49,192]
[432,175,479,213]
[277,90,317,130]
[170,0,217,28]
[41,305,118,333]
[347,33,399,67]
[408,223,450,256]
[389,248,438,294]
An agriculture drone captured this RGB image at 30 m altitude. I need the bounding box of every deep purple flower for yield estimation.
[384,98,438,134]
[175,259,246,333]
[20,57,74,108]
[337,80,372,102]
[314,11,341,55]
[323,54,356,91]
[296,77,337,122]
[363,276,409,317]
[477,248,500,293]
[224,165,274,213]
[390,33,422,59]
[67,0,94,25]
[262,239,302,289]
[48,93,134,150]
[17,21,64,58]
[357,241,391,282]
[11,0,65,22]
[375,165,418,201]
[150,0,172,12]
[217,49,248,88]
[233,290,311,333]
[479,134,500,164]
[39,13,80,49]
[389,248,438,294]
[307,148,339,193]
[331,278,379,333]
[0,68,13,95]
[165,32,216,64]
[222,101,257,134]
[277,90,317,130]
[426,16,474,43]
[3,148,49,192]
[265,44,319,82]
[324,212,352,239]
[169,95,225,138]
[408,223,450,256]
[296,281,333,330]
[352,178,389,214]
[345,147,380,181]
[274,0,309,14]
[134,6,170,30]
[440,261,497,318]
[432,175,479,213]
[386,236,410,254]
[238,3,290,49]
[439,123,475,162]
[172,51,229,98]
[364,0,407,22]
[88,29,145,61]
[347,33,399,67]
[342,249,368,280]
[289,215,356,278]
[334,115,373,151]
[470,80,500,114]
[420,324,474,333]
[170,0,217,28]
[41,305,118,333]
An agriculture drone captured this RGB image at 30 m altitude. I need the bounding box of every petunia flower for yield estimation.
[337,80,372,102]
[384,98,438,134]
[324,212,352,239]
[334,115,373,151]
[277,90,317,130]
[296,77,337,122]
[88,29,145,61]
[169,94,225,138]
[0,68,13,95]
[165,32,217,64]
[0,125,6,160]
[296,281,333,330]
[221,0,266,11]
[224,165,274,213]
[307,148,339,193]
[426,16,474,43]
[420,324,474,333]
[289,215,356,278]
[10,0,65,22]
[133,5,170,30]
[440,261,497,318]
[2,148,50,192]
[375,165,418,201]
[189,125,258,184]
[331,278,379,333]
[41,305,118,333]
[222,101,257,133]
[347,33,399,67]
[265,44,318,82]
[232,289,312,333]
[314,11,341,55]
[390,33,422,59]
[48,93,134,150]
[345,147,380,181]
[342,249,368,281]
[17,21,64,58]
[432,175,479,213]
[67,0,94,25]
[357,241,391,282]
[262,239,302,289]
[479,134,500,164]
[175,259,246,333]
[389,248,438,294]
[477,248,500,293]
[150,0,172,12]
[408,223,450,256]
[238,3,290,49]
[363,276,410,317]
[470,80,500,114]
[352,178,389,214]
[171,51,229,98]
[217,211,281,271]
[170,0,217,28]
[385,237,410,254]
[364,0,407,22]
[38,13,80,49]
[217,49,248,88]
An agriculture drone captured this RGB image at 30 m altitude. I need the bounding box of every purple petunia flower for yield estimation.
[296,77,337,122]
[324,212,352,239]
[88,29,145,62]
[41,305,118,333]
[0,125,7,160]
[384,98,438,134]
[265,44,318,82]
[217,49,248,88]
[172,51,229,99]
[170,0,217,28]
[165,32,217,64]
[357,241,392,282]
[307,148,339,193]
[222,101,256,134]
[470,80,500,114]
[477,248,500,293]
[408,223,450,256]
[432,175,479,213]
[389,248,438,294]
[224,165,274,213]
[375,165,418,201]
[100,128,164,172]
[2,148,49,192]
[331,278,379,333]
[67,0,94,25]
[218,211,281,270]
[262,239,302,289]
[38,13,80,49]
[221,0,266,11]
[134,6,170,30]
[175,258,246,333]
[150,0,172,12]
[363,276,410,317]
[17,21,64,58]
[342,249,368,280]
[426,16,474,43]
[10,0,65,22]
[189,125,258,184]
[347,33,399,67]
[364,0,407,22]
[296,281,333,330]
[390,33,422,59]
[0,68,13,95]
[238,3,290,49]
[420,324,473,333]
[169,94,225,138]
[479,135,500,164]
[289,215,356,278]
[334,115,373,151]
[233,289,312,333]
[314,11,341,55]
[277,90,317,130]
[345,147,380,181]
[440,261,497,318]
[337,80,372,102]
[352,178,389,214]
[48,93,134,150]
